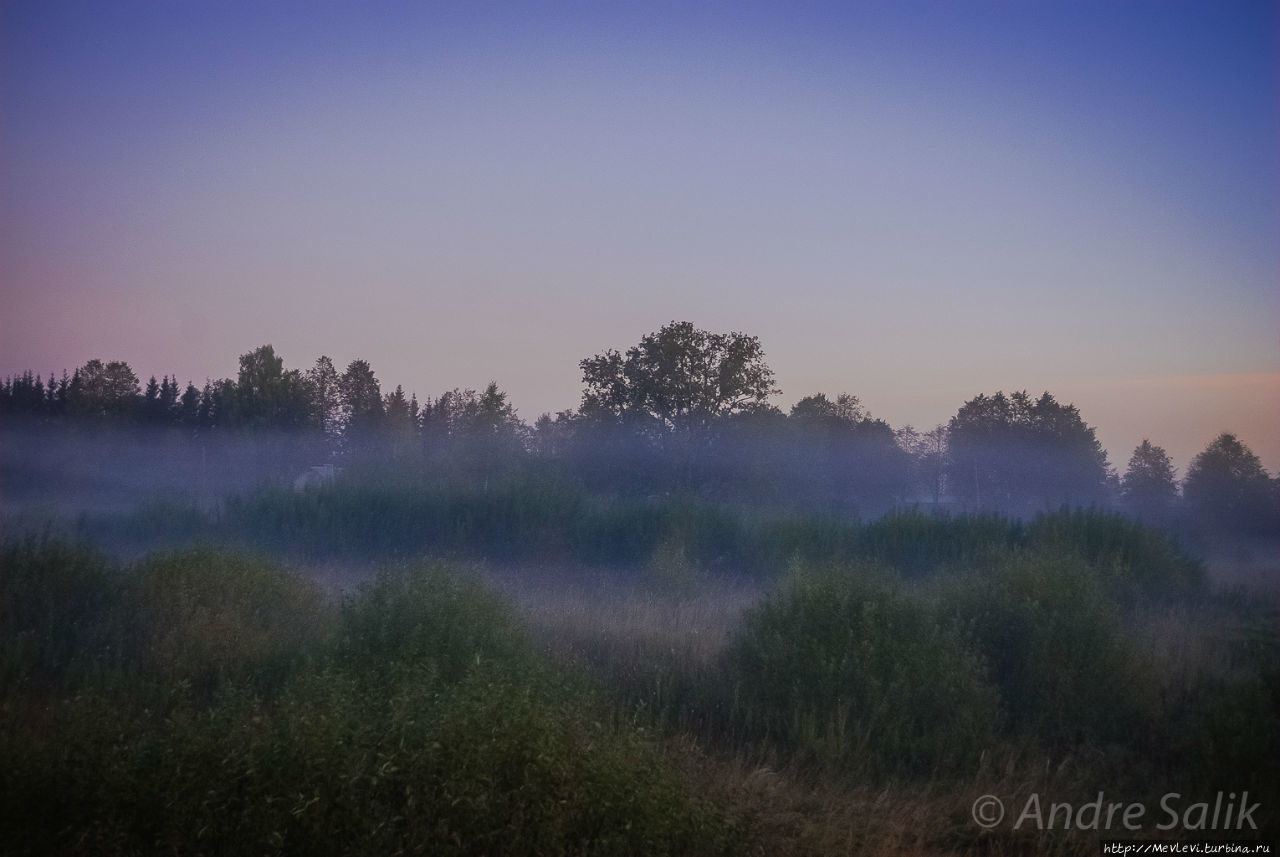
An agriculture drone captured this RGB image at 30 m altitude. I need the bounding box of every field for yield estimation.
[2,486,1278,855]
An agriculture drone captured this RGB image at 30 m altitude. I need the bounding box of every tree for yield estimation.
[579,321,779,435]
[786,392,907,512]
[159,375,179,416]
[306,356,342,440]
[143,376,167,424]
[420,383,527,484]
[897,423,949,505]
[72,359,141,419]
[339,359,384,450]
[229,345,314,430]
[178,382,201,426]
[1120,440,1177,522]
[790,392,865,426]
[577,322,779,491]
[1184,433,1274,534]
[947,390,1109,514]
[383,384,418,458]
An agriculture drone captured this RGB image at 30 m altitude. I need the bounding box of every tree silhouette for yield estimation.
[72,359,141,419]
[1120,440,1177,523]
[339,359,384,452]
[579,321,778,435]
[947,390,1109,513]
[228,345,313,430]
[1184,433,1274,534]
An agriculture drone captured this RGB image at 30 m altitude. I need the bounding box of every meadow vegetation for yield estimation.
[3,500,1276,855]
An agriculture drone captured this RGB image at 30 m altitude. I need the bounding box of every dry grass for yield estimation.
[497,568,764,668]
[1203,541,1280,606]
[656,735,1124,857]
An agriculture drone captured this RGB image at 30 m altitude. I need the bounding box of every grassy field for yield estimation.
[2,505,1277,855]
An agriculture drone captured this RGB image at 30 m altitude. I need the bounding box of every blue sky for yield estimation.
[2,0,1277,473]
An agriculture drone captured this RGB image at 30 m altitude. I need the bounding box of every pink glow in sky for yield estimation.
[2,1,1277,474]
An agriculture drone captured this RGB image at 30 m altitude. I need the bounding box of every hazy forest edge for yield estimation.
[3,321,1277,545]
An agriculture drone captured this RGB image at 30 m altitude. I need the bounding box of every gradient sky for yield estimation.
[2,0,1277,476]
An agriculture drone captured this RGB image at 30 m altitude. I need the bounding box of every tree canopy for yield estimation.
[579,321,778,435]
[947,390,1110,513]
[1121,439,1178,522]
[1184,433,1274,534]
[4,333,1276,536]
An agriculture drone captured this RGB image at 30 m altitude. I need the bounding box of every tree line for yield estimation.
[2,322,1276,534]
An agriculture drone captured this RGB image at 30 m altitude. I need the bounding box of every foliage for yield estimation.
[0,542,734,857]
[125,548,333,696]
[946,390,1110,514]
[0,534,122,687]
[1023,507,1205,602]
[579,321,779,435]
[1120,439,1178,522]
[936,551,1160,746]
[723,562,999,774]
[1183,432,1275,535]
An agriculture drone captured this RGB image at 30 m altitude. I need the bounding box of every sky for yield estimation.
[2,0,1277,476]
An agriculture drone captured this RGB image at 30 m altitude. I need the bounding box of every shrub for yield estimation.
[722,562,999,774]
[0,547,735,856]
[336,559,530,683]
[1025,507,1204,602]
[0,535,121,688]
[125,548,332,696]
[938,551,1160,747]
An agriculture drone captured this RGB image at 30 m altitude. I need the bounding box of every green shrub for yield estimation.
[722,562,999,774]
[938,551,1160,747]
[0,535,121,688]
[1026,507,1204,601]
[125,548,333,696]
[853,508,1020,577]
[336,559,530,683]
[0,546,735,856]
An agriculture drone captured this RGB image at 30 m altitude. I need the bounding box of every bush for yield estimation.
[722,562,999,774]
[1025,508,1204,602]
[0,544,735,856]
[125,547,332,696]
[336,559,530,683]
[938,551,1160,747]
[0,535,121,688]
[853,508,1020,577]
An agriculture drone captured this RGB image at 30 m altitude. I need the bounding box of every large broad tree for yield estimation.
[579,321,779,435]
[787,392,908,512]
[1183,433,1274,534]
[1121,439,1178,522]
[72,359,141,419]
[947,390,1109,514]
[229,345,313,430]
[577,321,779,491]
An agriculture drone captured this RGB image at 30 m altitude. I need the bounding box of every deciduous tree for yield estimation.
[1120,439,1177,522]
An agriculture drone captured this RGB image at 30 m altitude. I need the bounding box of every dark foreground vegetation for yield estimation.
[1,540,734,856]
[3,507,1277,855]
